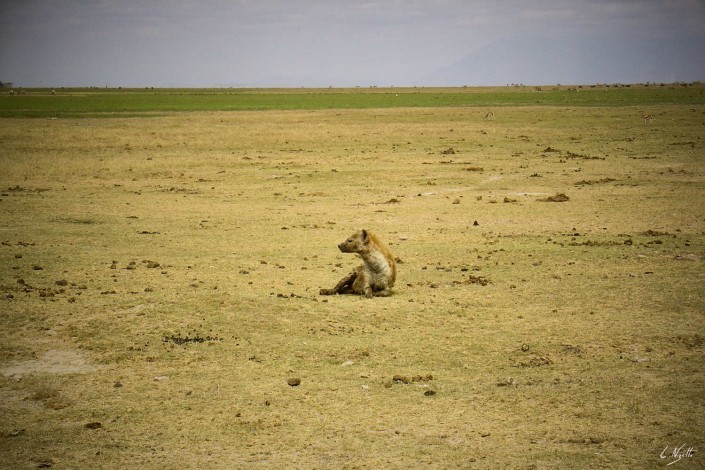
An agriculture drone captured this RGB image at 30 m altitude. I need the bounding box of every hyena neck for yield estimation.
[360,250,389,273]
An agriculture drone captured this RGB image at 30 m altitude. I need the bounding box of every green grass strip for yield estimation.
[1,84,702,117]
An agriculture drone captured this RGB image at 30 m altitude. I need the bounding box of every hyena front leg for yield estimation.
[351,270,374,298]
[320,269,359,295]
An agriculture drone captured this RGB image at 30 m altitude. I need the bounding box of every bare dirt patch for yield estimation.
[1,350,97,378]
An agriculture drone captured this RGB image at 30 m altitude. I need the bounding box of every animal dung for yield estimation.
[287,377,301,387]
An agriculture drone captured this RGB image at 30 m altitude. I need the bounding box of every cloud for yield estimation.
[1,0,703,87]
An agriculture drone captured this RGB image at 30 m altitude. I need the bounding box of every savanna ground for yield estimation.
[0,86,704,468]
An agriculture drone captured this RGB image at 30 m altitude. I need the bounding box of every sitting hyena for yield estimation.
[320,229,396,298]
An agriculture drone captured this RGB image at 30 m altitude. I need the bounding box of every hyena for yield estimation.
[320,229,396,298]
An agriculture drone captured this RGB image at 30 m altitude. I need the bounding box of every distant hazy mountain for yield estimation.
[421,32,705,86]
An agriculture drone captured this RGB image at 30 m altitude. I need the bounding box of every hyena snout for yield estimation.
[338,239,358,252]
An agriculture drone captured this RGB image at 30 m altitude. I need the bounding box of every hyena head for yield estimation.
[338,229,369,253]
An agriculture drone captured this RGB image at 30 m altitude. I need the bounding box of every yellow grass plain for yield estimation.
[1,103,704,468]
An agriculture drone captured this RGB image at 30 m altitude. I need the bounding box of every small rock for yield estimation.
[424,390,437,396]
[541,193,570,203]
[411,374,433,382]
[55,280,68,287]
[84,422,102,430]
[287,378,301,387]
[153,376,169,381]
[392,375,411,384]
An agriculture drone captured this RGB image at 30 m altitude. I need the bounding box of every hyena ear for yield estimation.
[361,229,369,243]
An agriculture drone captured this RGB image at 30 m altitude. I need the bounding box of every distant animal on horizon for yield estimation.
[484,111,495,120]
[642,114,654,124]
[320,229,396,298]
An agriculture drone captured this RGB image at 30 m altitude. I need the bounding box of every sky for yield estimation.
[1,0,704,88]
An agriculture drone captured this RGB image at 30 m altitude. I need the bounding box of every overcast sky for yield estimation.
[1,0,704,88]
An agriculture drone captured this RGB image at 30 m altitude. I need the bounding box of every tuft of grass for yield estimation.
[54,217,101,225]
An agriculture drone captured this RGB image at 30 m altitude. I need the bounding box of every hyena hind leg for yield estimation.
[374,288,392,297]
[320,270,358,295]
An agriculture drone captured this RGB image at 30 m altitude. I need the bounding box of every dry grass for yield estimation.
[1,104,704,468]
